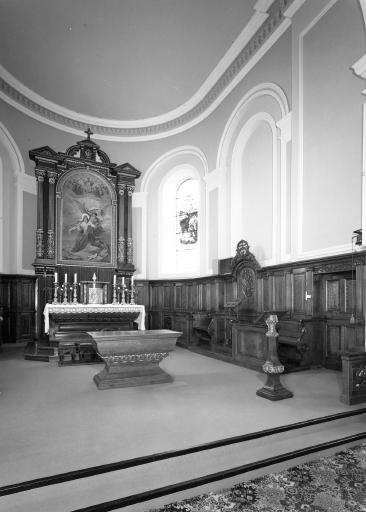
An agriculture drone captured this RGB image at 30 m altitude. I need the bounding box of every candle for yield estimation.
[131,276,134,285]
[54,272,58,283]
[65,273,68,283]
[122,277,125,285]
[74,273,77,284]
[113,275,116,285]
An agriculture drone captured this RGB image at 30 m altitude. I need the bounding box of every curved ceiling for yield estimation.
[0,0,258,120]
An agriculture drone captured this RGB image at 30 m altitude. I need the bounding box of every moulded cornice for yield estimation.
[282,0,307,18]
[254,0,276,13]
[0,0,296,141]
[352,54,366,80]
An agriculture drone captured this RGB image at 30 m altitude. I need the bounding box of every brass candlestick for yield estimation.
[112,283,118,305]
[72,282,79,304]
[52,282,60,304]
[130,284,136,305]
[62,282,69,304]
[120,283,127,305]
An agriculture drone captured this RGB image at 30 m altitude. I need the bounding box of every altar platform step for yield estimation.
[23,342,59,363]
[1,409,366,512]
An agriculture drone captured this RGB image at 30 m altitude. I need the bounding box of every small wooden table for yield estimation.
[87,329,182,389]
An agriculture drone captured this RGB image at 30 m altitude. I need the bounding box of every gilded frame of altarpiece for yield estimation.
[56,167,117,268]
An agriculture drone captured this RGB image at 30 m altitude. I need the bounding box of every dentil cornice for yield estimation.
[0,0,297,141]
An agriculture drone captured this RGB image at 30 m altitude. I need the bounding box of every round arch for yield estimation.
[231,112,278,264]
[217,82,289,170]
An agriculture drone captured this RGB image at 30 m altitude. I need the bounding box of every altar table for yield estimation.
[44,304,145,346]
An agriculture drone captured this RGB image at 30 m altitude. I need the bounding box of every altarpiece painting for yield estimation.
[57,168,116,267]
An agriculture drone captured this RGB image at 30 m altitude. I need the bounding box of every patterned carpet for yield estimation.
[147,443,366,512]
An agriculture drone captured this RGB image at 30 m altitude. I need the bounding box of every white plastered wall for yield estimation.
[0,120,35,274]
[216,83,291,265]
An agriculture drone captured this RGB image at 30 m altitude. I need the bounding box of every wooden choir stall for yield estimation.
[28,129,145,366]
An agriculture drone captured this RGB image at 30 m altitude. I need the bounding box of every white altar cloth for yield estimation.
[44,304,145,334]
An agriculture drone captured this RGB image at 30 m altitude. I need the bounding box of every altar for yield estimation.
[43,303,145,365]
[44,302,144,339]
[29,131,143,353]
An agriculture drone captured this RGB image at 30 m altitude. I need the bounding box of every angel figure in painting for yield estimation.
[68,199,110,253]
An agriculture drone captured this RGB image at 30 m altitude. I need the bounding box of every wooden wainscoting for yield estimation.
[139,251,366,373]
[0,274,37,343]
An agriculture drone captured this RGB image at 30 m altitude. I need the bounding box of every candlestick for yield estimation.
[112,283,118,304]
[120,283,126,305]
[130,284,136,305]
[72,282,79,304]
[52,282,59,304]
[62,282,69,305]
[54,272,58,283]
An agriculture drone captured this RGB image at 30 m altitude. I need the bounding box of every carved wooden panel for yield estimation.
[326,324,341,355]
[151,285,159,309]
[261,275,270,311]
[206,283,211,311]
[326,280,340,313]
[173,316,186,341]
[175,285,182,310]
[20,282,31,309]
[163,285,171,309]
[273,273,285,310]
[135,282,149,307]
[186,283,193,310]
[0,275,36,343]
[293,269,306,314]
[201,283,207,310]
[232,324,266,371]
[20,314,32,339]
[149,311,162,330]
[345,279,356,314]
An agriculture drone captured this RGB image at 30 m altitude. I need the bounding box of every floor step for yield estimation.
[23,342,58,362]
[1,412,365,512]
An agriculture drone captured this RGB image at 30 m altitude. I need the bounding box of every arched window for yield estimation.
[175,179,198,269]
[158,166,201,277]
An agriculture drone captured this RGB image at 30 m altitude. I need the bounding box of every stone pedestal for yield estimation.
[255,311,293,401]
[87,329,182,389]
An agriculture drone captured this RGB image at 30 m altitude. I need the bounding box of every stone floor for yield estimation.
[0,343,365,512]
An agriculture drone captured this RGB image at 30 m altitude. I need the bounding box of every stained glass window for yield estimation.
[175,179,198,269]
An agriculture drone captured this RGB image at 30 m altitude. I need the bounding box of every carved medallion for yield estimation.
[241,269,254,300]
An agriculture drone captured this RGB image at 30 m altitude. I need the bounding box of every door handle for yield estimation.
[305,292,312,300]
